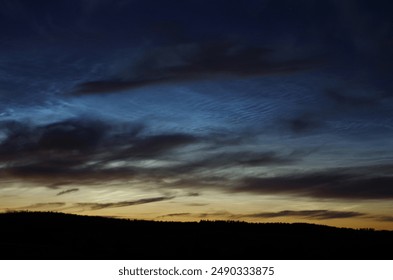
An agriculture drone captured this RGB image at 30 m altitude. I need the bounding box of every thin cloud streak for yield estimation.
[156,213,191,218]
[16,202,66,210]
[56,188,79,196]
[73,196,175,210]
[244,209,366,220]
[371,215,393,223]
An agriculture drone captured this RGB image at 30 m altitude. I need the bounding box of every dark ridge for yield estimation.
[0,211,391,260]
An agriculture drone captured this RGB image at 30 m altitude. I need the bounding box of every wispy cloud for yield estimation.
[156,209,372,221]
[17,202,66,210]
[73,196,175,210]
[56,188,79,196]
[186,203,209,207]
[156,213,191,218]
[370,215,393,223]
[167,151,297,175]
[324,88,382,108]
[197,211,233,219]
[244,209,366,220]
[187,192,200,197]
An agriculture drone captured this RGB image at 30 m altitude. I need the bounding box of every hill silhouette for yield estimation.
[0,211,391,259]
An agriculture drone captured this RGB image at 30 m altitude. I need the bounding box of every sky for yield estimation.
[0,0,393,230]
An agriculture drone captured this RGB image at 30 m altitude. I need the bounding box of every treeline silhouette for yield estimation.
[0,211,391,259]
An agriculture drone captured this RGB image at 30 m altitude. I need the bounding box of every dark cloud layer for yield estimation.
[0,119,107,158]
[0,119,196,160]
[74,42,320,94]
[119,133,198,158]
[245,210,365,220]
[237,168,393,200]
[0,118,199,185]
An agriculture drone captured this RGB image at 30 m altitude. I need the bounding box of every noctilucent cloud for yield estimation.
[1,0,393,229]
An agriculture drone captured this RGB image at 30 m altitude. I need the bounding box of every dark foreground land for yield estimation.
[0,211,392,259]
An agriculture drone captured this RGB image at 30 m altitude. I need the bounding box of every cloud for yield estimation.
[236,166,393,200]
[187,192,200,197]
[157,209,369,221]
[186,203,209,207]
[73,42,320,94]
[235,152,295,166]
[0,118,199,186]
[156,213,190,218]
[56,188,79,196]
[157,211,234,219]
[197,211,232,218]
[0,115,303,190]
[0,118,109,160]
[118,133,198,159]
[36,120,107,152]
[1,117,392,204]
[17,202,66,210]
[282,114,324,134]
[0,160,139,185]
[171,151,297,174]
[371,215,393,223]
[324,88,381,108]
[244,209,365,220]
[0,118,196,162]
[74,196,175,210]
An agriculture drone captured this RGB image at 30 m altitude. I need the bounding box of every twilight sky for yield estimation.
[1,0,393,230]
